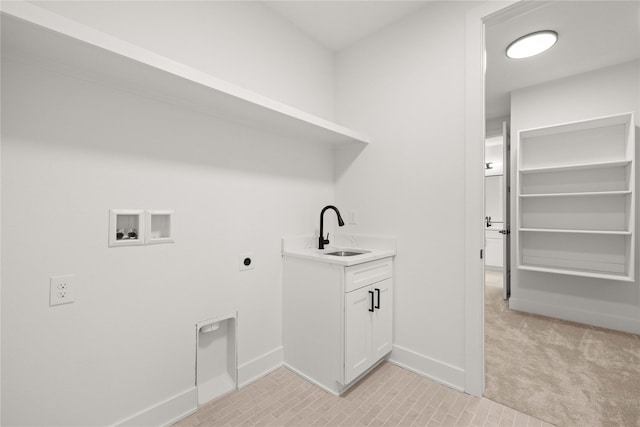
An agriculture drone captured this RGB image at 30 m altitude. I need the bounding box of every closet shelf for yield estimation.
[519,228,632,236]
[516,112,635,281]
[519,190,631,198]
[519,159,631,175]
[518,113,633,139]
[518,265,634,282]
[0,2,370,147]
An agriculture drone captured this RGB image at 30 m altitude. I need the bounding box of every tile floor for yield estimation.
[175,362,550,426]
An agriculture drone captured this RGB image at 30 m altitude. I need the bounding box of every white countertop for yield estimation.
[281,235,397,266]
[283,246,396,266]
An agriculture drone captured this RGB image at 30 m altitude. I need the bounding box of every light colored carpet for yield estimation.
[484,277,640,427]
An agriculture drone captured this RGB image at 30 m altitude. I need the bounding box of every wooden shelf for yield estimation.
[519,228,631,236]
[520,160,631,175]
[519,190,631,198]
[0,2,370,147]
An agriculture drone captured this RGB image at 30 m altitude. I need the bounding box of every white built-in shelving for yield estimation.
[0,2,370,146]
[516,112,636,281]
[520,228,632,235]
[519,191,632,198]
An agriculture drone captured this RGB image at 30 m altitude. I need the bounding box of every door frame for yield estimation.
[463,0,546,396]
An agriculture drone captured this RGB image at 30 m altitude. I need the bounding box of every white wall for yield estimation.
[486,116,509,138]
[30,0,336,121]
[334,1,476,389]
[1,3,338,425]
[510,60,640,334]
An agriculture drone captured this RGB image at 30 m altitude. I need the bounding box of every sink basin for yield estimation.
[325,250,370,257]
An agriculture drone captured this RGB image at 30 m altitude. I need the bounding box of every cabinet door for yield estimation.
[344,286,372,384]
[371,278,393,361]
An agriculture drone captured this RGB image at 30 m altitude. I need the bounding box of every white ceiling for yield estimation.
[264,1,431,51]
[264,1,639,121]
[485,1,640,119]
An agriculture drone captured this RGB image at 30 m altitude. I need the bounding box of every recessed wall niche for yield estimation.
[109,209,145,247]
[109,209,174,247]
[146,210,174,244]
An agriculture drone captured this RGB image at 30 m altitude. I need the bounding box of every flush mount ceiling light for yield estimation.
[506,30,558,59]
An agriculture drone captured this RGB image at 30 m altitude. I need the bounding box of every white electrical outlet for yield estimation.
[50,275,75,306]
[239,253,254,271]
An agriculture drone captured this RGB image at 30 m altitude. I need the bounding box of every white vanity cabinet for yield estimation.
[283,255,393,395]
[344,277,392,384]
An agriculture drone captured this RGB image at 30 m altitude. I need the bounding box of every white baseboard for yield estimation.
[509,298,640,335]
[389,345,465,392]
[237,346,283,388]
[114,387,197,427]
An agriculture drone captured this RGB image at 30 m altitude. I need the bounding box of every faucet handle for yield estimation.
[318,233,330,249]
[322,233,330,246]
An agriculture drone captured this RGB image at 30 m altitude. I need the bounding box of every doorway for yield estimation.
[477,1,640,426]
[484,124,510,301]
